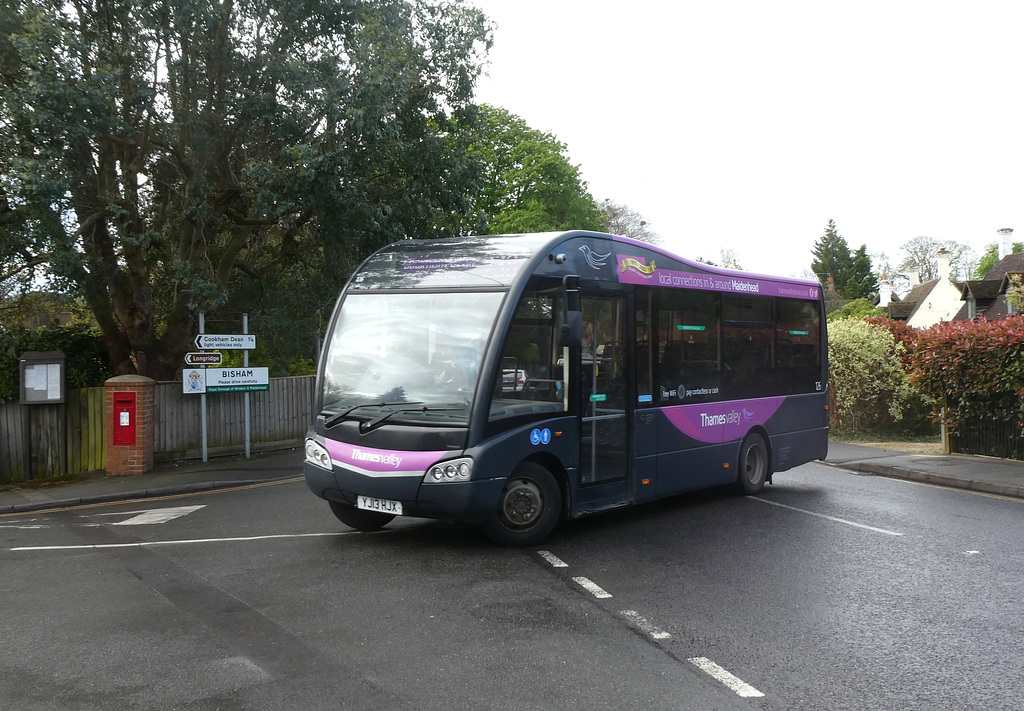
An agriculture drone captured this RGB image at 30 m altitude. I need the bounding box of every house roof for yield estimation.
[887,302,917,319]
[887,278,938,321]
[983,253,1024,281]
[952,254,1024,321]
[960,280,1002,300]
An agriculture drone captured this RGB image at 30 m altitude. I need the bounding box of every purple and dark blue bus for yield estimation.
[304,231,828,545]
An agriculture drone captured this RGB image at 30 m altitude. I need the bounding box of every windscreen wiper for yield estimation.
[320,401,423,429]
[360,405,465,433]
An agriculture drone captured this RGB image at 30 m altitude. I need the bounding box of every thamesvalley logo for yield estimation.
[699,408,757,427]
[350,448,403,468]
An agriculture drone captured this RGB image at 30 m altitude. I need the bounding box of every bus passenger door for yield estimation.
[579,294,630,488]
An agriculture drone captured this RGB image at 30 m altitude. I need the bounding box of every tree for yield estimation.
[899,236,975,282]
[827,298,884,322]
[456,105,606,235]
[697,249,744,270]
[810,219,876,300]
[1,0,492,380]
[598,199,660,245]
[974,241,1024,279]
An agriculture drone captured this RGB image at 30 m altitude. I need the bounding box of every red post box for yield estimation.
[113,392,137,446]
[105,375,154,476]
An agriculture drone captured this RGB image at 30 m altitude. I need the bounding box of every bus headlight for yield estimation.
[305,438,333,471]
[426,457,472,483]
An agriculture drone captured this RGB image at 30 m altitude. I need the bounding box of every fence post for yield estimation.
[940,407,950,454]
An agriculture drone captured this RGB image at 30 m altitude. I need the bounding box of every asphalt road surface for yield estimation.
[2,461,1022,710]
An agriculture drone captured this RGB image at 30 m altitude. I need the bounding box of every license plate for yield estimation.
[357,496,403,515]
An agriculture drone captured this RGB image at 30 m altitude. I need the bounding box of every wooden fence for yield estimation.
[154,376,315,461]
[0,375,315,483]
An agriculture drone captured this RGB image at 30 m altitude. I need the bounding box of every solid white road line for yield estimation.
[620,610,671,640]
[572,576,612,598]
[536,550,568,567]
[748,497,903,536]
[10,531,355,551]
[688,657,765,698]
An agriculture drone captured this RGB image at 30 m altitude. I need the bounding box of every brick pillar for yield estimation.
[104,375,156,476]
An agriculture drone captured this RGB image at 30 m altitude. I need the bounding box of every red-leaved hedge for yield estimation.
[910,316,1024,429]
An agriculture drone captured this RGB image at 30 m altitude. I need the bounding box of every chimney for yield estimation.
[998,227,1014,260]
[908,269,920,288]
[936,247,951,282]
[878,275,893,307]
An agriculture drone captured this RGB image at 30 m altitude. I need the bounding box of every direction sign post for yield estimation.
[190,314,264,461]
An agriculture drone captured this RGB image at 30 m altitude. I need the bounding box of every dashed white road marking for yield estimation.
[748,497,903,536]
[572,576,612,598]
[620,610,671,639]
[537,550,568,567]
[10,531,355,552]
[688,657,765,698]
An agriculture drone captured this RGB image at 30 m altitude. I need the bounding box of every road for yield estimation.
[2,462,1022,710]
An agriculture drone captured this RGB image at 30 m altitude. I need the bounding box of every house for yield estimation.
[878,248,964,328]
[953,228,1024,321]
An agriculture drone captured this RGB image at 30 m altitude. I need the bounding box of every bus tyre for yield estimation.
[482,462,562,547]
[736,432,770,495]
[329,500,395,531]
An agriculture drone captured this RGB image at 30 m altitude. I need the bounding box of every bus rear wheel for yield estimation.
[482,462,562,546]
[329,500,395,531]
[735,432,770,495]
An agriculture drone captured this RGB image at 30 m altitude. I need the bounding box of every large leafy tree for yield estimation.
[0,0,492,379]
[810,219,876,300]
[598,199,660,245]
[898,235,975,282]
[456,105,605,234]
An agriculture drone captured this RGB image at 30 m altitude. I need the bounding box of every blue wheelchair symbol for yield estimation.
[530,429,541,445]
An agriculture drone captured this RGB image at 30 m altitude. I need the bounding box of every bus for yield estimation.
[304,231,828,545]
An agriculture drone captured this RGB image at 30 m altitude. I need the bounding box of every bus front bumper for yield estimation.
[304,462,505,524]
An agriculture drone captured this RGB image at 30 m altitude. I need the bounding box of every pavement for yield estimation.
[3,441,1024,515]
[0,447,305,514]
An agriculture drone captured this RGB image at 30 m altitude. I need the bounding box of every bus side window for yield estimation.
[775,296,821,394]
[635,288,654,404]
[656,290,720,403]
[489,291,566,423]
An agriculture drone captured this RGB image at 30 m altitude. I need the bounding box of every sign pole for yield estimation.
[200,311,208,463]
[243,313,251,459]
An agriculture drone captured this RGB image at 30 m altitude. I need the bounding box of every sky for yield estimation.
[469,0,1024,279]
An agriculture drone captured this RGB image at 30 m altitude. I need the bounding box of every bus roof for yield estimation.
[349,231,821,300]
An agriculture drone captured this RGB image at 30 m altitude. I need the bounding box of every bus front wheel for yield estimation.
[482,462,562,546]
[329,500,395,531]
[736,432,770,495]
